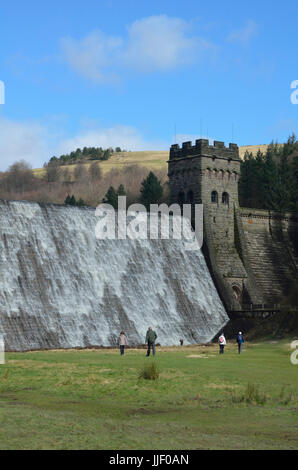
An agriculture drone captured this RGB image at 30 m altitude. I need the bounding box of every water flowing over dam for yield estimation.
[0,200,228,351]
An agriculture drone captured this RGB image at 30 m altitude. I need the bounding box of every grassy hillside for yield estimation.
[33,151,169,179]
[33,145,269,179]
[238,144,269,158]
[0,341,297,449]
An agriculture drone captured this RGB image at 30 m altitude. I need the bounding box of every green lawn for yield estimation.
[0,341,297,450]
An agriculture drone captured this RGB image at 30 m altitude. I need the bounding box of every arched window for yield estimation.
[232,285,242,303]
[186,190,194,204]
[222,192,229,204]
[211,191,218,203]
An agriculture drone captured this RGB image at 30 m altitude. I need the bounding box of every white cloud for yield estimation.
[61,31,123,83]
[0,117,50,171]
[123,15,201,72]
[60,15,215,82]
[0,117,168,171]
[227,20,258,45]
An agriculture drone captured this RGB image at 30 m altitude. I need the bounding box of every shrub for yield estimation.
[244,383,267,405]
[231,383,267,405]
[278,385,294,405]
[138,362,159,380]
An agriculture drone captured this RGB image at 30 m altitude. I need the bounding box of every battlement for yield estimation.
[169,139,239,160]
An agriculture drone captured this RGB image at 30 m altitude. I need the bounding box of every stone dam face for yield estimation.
[0,200,228,351]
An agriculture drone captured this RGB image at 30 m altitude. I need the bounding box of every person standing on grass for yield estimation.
[218,332,226,354]
[236,331,244,354]
[119,330,128,356]
[145,327,157,357]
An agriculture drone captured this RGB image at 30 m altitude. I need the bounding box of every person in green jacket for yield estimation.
[145,327,157,356]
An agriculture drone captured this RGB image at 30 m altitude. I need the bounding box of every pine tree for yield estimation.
[263,150,279,209]
[291,156,298,211]
[239,151,254,207]
[239,134,298,212]
[103,186,118,208]
[140,171,163,209]
[70,195,76,206]
[64,194,71,205]
[117,184,126,196]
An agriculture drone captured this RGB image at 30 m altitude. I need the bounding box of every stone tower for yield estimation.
[168,139,258,308]
[169,138,240,212]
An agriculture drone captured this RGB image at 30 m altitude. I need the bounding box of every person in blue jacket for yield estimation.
[236,331,244,354]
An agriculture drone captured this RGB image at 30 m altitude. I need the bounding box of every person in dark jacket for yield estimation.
[236,331,244,354]
[145,327,157,356]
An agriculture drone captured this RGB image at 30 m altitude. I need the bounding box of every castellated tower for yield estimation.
[169,138,240,211]
[168,139,258,309]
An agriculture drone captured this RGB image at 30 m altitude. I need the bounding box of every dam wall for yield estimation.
[0,200,228,351]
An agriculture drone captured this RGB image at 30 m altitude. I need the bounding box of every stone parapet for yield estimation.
[169,139,240,161]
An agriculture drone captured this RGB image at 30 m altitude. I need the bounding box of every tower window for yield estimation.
[211,191,218,203]
[222,192,229,204]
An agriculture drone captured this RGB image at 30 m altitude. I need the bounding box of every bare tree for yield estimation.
[89,162,102,181]
[60,167,71,183]
[2,160,38,193]
[74,163,88,182]
[45,161,61,183]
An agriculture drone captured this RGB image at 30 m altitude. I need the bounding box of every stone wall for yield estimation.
[168,139,298,309]
[240,209,298,302]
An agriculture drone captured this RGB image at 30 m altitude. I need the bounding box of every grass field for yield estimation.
[33,145,268,179]
[0,341,297,450]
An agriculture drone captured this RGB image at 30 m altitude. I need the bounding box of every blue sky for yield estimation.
[0,0,297,170]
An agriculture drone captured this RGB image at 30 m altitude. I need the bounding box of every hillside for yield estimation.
[238,144,269,158]
[33,145,269,179]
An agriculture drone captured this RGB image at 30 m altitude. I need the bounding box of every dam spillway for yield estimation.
[0,200,228,351]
